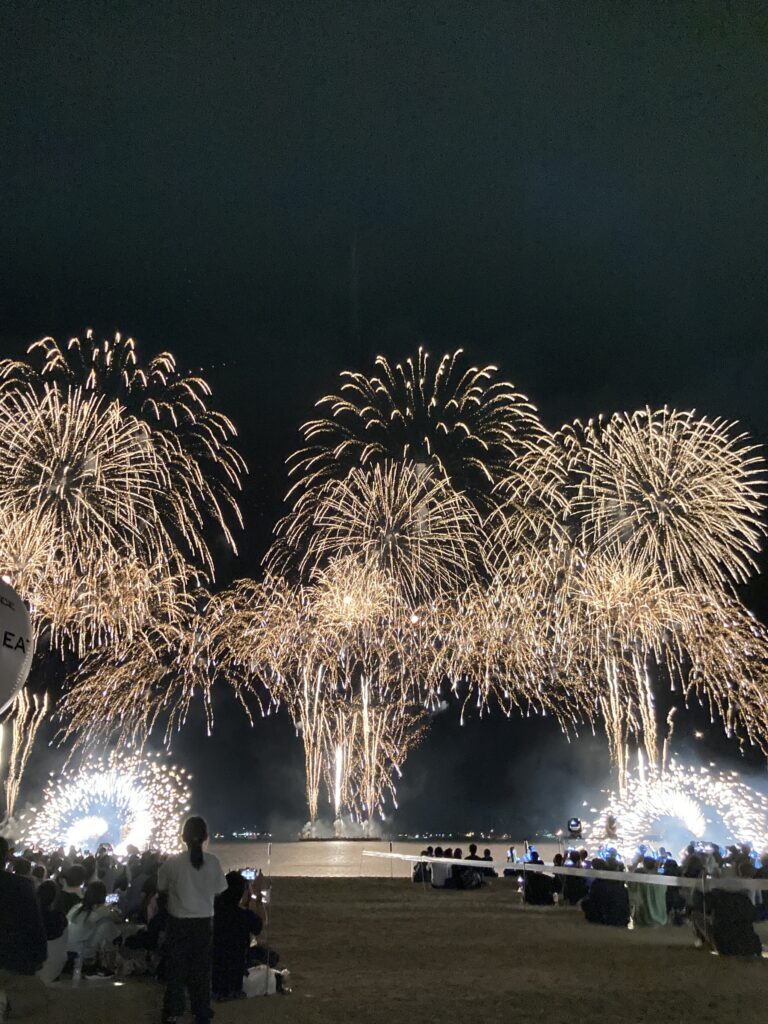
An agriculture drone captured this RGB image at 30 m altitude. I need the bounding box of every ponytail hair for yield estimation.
[73,880,107,920]
[182,815,208,870]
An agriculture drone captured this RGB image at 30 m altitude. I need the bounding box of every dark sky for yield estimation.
[4,1,768,833]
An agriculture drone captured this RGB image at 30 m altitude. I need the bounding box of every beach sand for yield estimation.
[22,877,767,1023]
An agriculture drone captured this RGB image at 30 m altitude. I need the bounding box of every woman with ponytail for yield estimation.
[158,816,227,1024]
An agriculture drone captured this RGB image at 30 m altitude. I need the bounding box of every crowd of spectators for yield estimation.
[413,843,498,889]
[415,839,768,957]
[0,816,281,1023]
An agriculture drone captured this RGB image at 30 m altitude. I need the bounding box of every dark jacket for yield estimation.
[582,878,630,927]
[53,889,81,916]
[523,870,555,906]
[0,872,48,974]
[694,889,762,956]
[212,889,263,997]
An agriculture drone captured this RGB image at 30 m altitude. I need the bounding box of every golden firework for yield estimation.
[323,694,428,825]
[61,586,259,751]
[270,348,543,571]
[290,347,543,495]
[3,690,50,819]
[489,404,768,788]
[205,563,444,825]
[1,331,245,562]
[300,459,481,603]
[573,408,766,588]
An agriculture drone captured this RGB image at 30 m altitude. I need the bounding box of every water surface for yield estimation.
[211,839,560,877]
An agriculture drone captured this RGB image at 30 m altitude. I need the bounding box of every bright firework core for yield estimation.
[585,757,768,856]
[20,752,192,854]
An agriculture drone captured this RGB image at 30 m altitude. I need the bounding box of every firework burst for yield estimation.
[269,348,543,571]
[489,406,768,786]
[585,755,768,856]
[208,562,444,824]
[290,347,542,495]
[1,331,245,562]
[300,459,481,603]
[19,751,192,854]
[61,585,259,751]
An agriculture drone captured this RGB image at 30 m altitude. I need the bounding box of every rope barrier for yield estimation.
[361,850,768,892]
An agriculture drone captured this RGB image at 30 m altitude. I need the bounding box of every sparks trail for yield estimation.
[19,751,192,854]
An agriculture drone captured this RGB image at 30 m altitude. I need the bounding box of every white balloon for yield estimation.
[0,579,34,715]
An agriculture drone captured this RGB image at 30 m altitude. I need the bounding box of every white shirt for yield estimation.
[66,904,120,959]
[157,851,227,919]
[431,861,453,888]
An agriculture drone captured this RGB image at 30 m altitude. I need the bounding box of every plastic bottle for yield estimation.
[72,955,82,986]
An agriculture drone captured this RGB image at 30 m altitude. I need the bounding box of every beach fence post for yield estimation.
[261,839,273,991]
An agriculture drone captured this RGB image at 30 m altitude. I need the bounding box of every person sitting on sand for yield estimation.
[413,852,431,884]
[561,851,588,906]
[67,881,121,976]
[212,871,277,1001]
[662,860,686,926]
[481,850,497,878]
[466,844,480,861]
[628,857,667,927]
[430,847,453,889]
[690,860,762,956]
[451,848,484,890]
[581,859,630,927]
[54,864,86,915]
[522,857,555,906]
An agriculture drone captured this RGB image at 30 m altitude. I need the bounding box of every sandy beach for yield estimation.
[19,876,768,1024]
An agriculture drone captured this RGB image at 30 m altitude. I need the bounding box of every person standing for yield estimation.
[0,837,48,1018]
[158,817,227,1024]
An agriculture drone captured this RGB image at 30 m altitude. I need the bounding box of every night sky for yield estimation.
[3,1,768,835]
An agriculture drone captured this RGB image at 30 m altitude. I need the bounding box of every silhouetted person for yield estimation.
[582,859,630,927]
[693,862,762,956]
[0,837,47,1016]
[662,860,686,926]
[413,852,431,884]
[629,857,667,927]
[54,864,86,915]
[212,871,277,1000]
[521,853,554,905]
[159,816,227,1024]
[561,851,588,906]
[481,849,497,878]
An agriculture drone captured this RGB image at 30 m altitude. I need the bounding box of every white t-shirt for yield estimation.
[431,861,453,888]
[157,851,227,919]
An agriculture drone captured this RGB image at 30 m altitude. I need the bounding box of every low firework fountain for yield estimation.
[585,753,768,857]
[18,751,192,853]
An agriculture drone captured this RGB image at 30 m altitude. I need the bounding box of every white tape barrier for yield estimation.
[362,850,768,892]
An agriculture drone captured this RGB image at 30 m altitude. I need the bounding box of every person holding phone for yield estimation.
[158,816,227,1024]
[66,881,122,977]
[211,870,278,1001]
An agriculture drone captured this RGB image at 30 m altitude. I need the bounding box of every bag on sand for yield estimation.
[243,965,292,997]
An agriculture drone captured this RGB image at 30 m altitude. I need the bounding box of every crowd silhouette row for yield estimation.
[416,841,768,956]
[0,817,284,1023]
